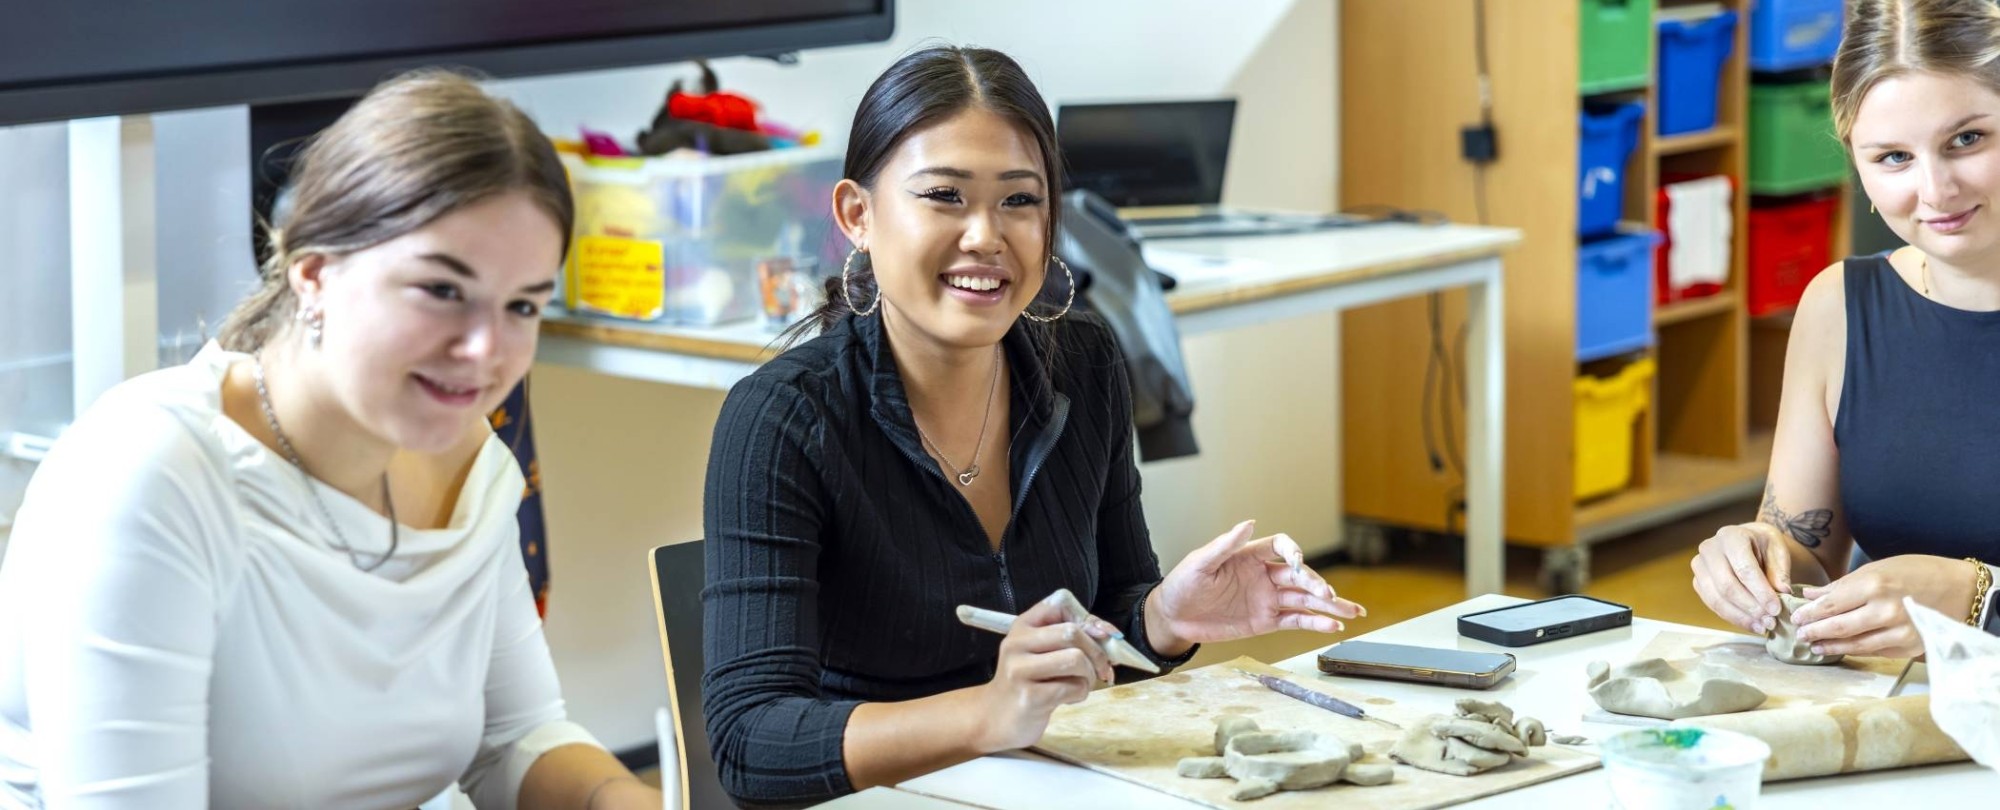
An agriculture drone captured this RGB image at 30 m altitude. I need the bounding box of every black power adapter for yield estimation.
[1460,123,1499,164]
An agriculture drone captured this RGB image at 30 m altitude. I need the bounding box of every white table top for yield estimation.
[810,786,979,808]
[895,595,1997,809]
[539,222,1519,364]
[1141,222,1515,313]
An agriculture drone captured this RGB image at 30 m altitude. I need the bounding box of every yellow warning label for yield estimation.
[572,236,664,320]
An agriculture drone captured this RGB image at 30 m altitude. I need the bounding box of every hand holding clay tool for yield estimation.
[1234,668,1402,729]
[956,603,1161,674]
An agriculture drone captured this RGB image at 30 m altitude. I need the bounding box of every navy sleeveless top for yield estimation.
[1835,255,2000,561]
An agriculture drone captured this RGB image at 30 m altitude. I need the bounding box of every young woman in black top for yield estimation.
[701,46,1364,806]
[1690,0,2000,658]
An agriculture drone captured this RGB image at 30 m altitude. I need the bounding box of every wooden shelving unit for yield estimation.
[1338,0,1845,592]
[1653,125,1739,157]
[1656,292,1739,326]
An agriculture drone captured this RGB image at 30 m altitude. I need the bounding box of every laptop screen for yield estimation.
[1057,99,1236,208]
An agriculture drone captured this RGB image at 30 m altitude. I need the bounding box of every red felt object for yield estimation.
[669,90,760,132]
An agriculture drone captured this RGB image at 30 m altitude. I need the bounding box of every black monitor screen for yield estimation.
[0,0,890,125]
[1058,99,1235,208]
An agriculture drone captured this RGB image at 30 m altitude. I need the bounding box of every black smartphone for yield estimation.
[1314,640,1517,690]
[1457,595,1633,647]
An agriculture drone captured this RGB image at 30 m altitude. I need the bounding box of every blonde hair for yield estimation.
[217,69,572,352]
[1832,0,2000,142]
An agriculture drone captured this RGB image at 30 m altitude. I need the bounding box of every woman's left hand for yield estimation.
[1792,554,1979,659]
[1152,520,1366,645]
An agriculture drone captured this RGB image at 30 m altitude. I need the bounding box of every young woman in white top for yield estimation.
[0,71,660,809]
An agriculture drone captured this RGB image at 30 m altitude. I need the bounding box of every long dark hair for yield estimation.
[779,45,1067,349]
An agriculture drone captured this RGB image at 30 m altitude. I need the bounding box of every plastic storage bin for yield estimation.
[1749,0,1843,72]
[1749,79,1849,194]
[1574,357,1656,501]
[1654,175,1734,305]
[1580,102,1646,237]
[1657,9,1739,136]
[563,147,844,324]
[1747,193,1838,316]
[1582,0,1657,94]
[1578,229,1659,361]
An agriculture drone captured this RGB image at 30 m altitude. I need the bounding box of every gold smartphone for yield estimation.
[1315,640,1517,690]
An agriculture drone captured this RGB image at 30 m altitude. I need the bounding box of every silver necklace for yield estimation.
[915,344,1001,487]
[252,357,399,572]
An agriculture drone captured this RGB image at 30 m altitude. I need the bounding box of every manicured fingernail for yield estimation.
[1810,644,1824,655]
[1753,619,1768,634]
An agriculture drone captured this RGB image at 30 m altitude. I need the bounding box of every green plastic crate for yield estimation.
[1749,80,1850,195]
[1581,0,1655,94]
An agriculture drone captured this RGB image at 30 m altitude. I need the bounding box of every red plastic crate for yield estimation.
[1747,195,1838,317]
[1654,174,1730,305]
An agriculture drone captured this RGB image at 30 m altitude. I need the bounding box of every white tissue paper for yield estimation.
[1906,597,2000,773]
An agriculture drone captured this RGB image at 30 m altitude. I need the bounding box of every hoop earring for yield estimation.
[842,247,879,317]
[1869,201,1877,214]
[1021,255,1075,323]
[296,303,324,349]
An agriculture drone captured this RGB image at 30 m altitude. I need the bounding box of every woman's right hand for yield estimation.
[1691,522,1791,634]
[974,590,1119,753]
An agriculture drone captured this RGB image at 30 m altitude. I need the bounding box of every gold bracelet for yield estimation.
[1965,558,1992,627]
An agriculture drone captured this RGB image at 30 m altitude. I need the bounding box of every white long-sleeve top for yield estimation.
[0,344,598,808]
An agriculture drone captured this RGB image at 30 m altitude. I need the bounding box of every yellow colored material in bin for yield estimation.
[1574,358,1655,500]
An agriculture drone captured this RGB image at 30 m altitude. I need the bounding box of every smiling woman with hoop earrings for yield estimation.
[699,45,1369,808]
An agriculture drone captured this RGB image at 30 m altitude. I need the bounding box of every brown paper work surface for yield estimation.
[1031,657,1598,810]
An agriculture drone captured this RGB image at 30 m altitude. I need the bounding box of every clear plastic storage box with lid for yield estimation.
[562,146,846,325]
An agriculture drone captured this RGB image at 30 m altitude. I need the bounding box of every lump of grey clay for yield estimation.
[1768,587,1844,665]
[1454,698,1514,726]
[1177,717,1393,798]
[1391,699,1550,777]
[1215,715,1260,755]
[1224,731,1353,790]
[1513,717,1547,746]
[1340,762,1394,786]
[1177,756,1227,778]
[1586,658,1766,720]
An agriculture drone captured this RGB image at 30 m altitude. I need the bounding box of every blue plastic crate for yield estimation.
[1750,0,1842,72]
[1579,102,1645,237]
[1577,230,1659,362]
[1658,9,1738,136]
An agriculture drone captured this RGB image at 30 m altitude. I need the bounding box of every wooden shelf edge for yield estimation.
[540,319,778,364]
[1654,292,1739,327]
[1572,431,1775,544]
[1652,125,1739,157]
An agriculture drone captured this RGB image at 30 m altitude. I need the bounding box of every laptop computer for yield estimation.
[1058,99,1347,239]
